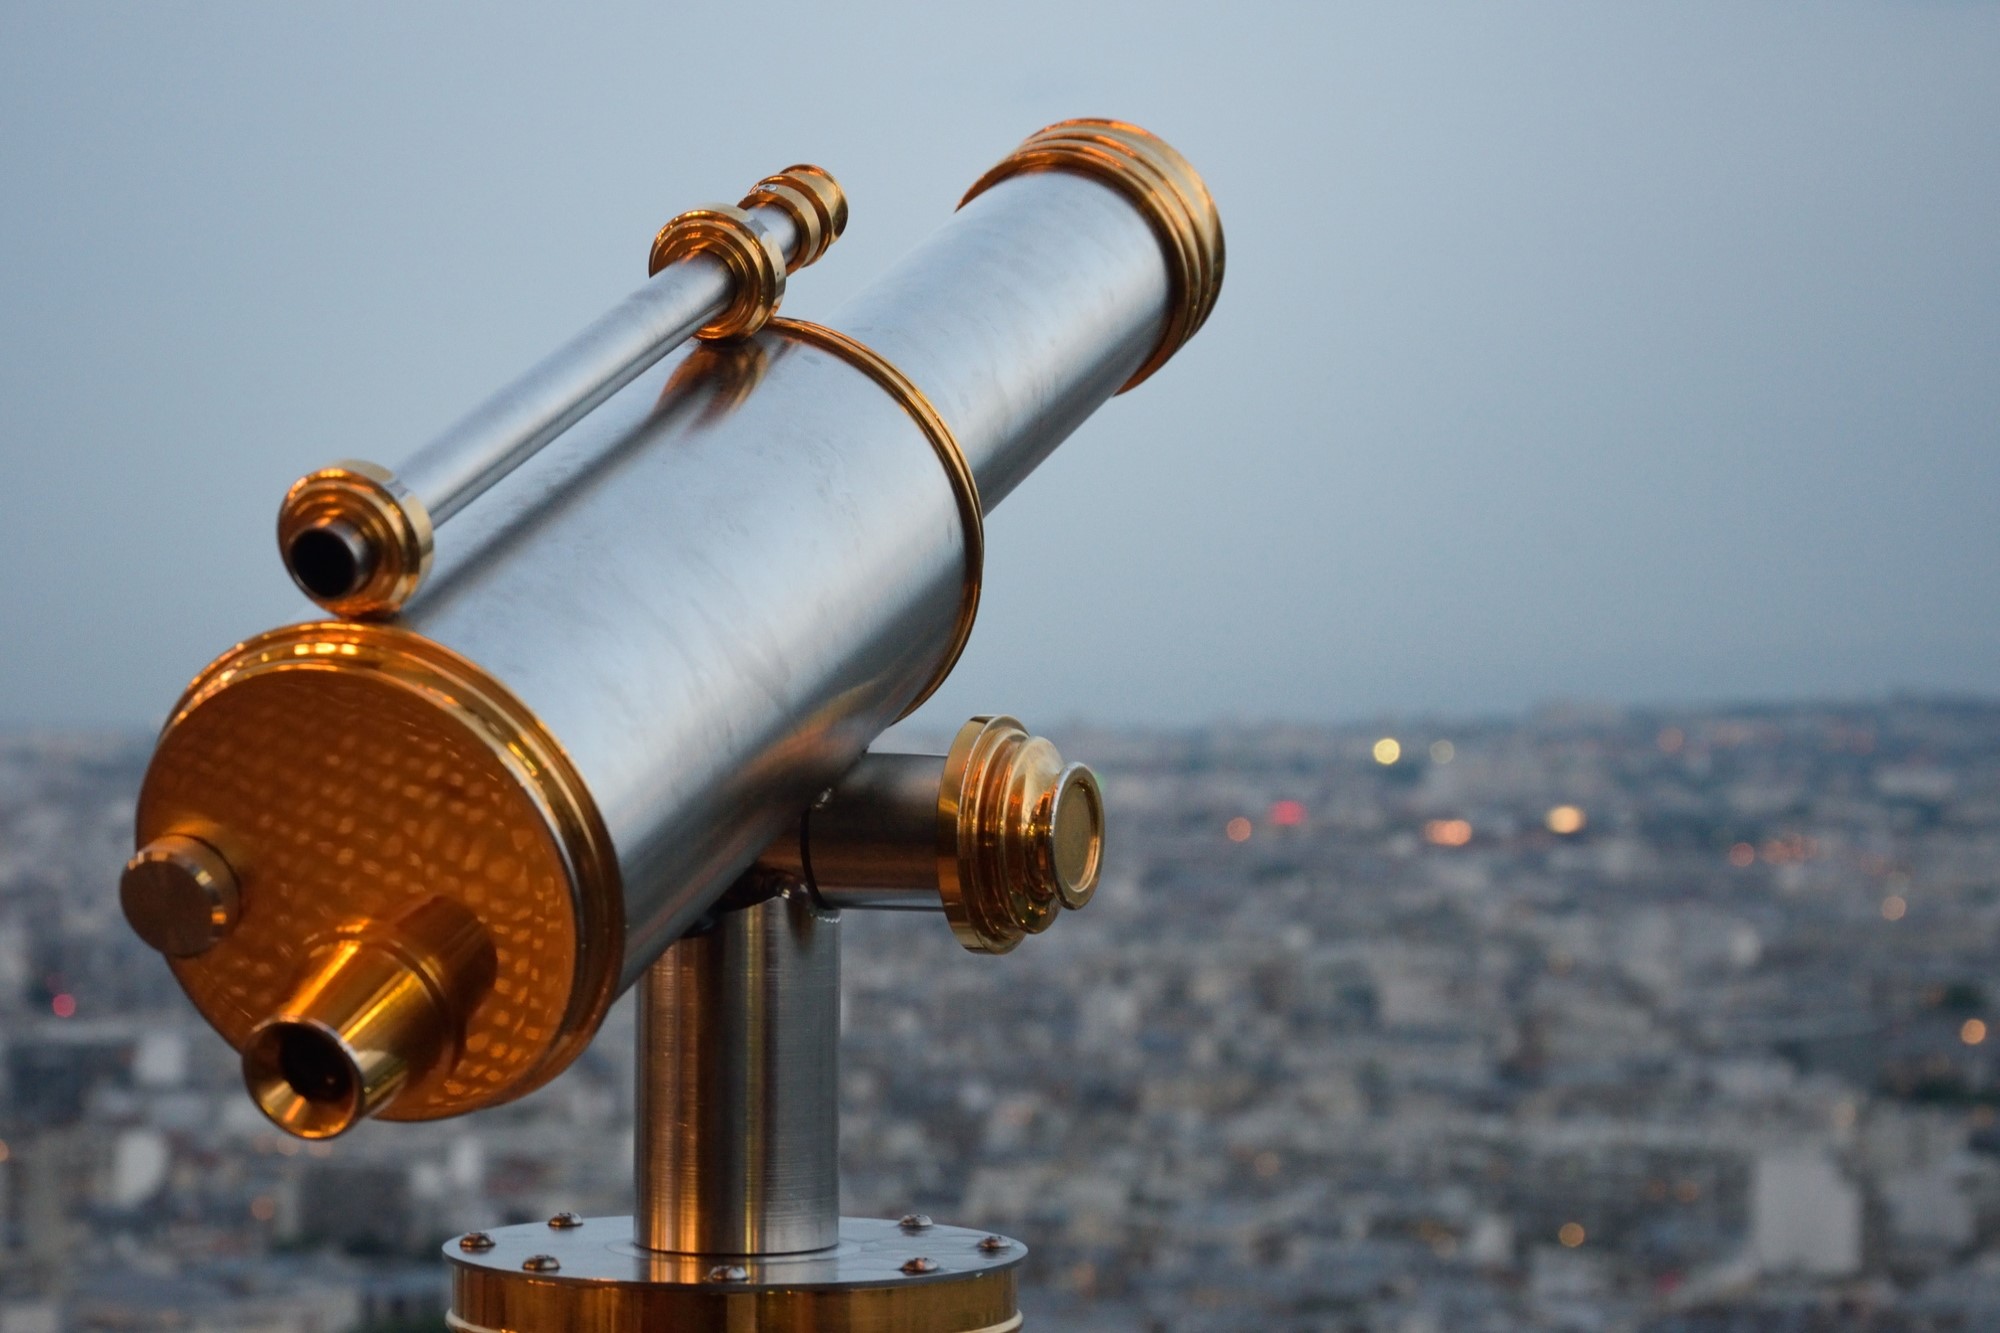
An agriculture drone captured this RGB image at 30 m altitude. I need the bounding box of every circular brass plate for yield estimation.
[135,622,622,1122]
[447,1216,1023,1333]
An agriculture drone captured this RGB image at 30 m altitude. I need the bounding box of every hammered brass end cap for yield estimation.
[121,833,240,958]
[962,118,1224,391]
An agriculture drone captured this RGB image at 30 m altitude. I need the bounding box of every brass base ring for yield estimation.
[447,1216,1024,1332]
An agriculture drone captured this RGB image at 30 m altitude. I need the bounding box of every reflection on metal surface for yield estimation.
[637,886,840,1255]
[962,118,1225,391]
[768,317,981,719]
[766,717,1104,953]
[446,1215,1024,1332]
[134,621,621,1129]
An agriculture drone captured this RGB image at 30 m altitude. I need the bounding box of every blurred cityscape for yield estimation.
[2,697,1999,1331]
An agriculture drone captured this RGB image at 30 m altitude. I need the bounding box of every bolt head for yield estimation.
[898,1212,933,1231]
[547,1211,583,1229]
[704,1264,749,1283]
[521,1254,561,1273]
[458,1231,495,1252]
[900,1256,940,1275]
[977,1234,1014,1253]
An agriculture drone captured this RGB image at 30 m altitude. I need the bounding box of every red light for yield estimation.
[50,994,76,1019]
[1270,800,1305,827]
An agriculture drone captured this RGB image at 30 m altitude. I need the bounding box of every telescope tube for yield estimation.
[125,120,1222,1134]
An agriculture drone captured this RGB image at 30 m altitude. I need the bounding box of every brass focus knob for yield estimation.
[938,715,1105,954]
[121,834,241,958]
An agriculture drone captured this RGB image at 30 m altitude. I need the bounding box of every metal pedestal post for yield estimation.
[444,884,1026,1331]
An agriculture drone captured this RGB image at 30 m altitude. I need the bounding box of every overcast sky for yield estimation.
[1,3,1995,732]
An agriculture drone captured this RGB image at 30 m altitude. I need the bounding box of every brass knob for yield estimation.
[939,716,1105,954]
[121,834,241,958]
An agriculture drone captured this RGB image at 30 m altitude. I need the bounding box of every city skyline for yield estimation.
[7,695,1999,1328]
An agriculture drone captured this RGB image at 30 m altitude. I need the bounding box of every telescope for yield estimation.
[118,119,1222,1330]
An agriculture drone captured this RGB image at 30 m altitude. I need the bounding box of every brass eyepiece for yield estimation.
[121,833,241,958]
[243,896,496,1139]
[275,460,433,619]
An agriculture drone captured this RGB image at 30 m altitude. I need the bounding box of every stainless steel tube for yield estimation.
[834,171,1167,509]
[406,154,1198,982]
[636,885,839,1255]
[396,206,799,525]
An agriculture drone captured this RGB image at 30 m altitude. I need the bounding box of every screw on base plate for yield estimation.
[522,1254,561,1273]
[900,1256,939,1275]
[458,1232,495,1252]
[547,1211,583,1229]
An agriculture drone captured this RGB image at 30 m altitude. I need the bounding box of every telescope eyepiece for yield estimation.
[245,1020,366,1138]
[286,519,375,601]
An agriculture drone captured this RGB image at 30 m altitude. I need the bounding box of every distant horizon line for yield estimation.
[9,688,1994,745]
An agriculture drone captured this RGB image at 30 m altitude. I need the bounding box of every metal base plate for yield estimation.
[446,1215,1025,1332]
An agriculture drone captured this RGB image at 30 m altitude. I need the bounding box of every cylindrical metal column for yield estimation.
[636,884,839,1255]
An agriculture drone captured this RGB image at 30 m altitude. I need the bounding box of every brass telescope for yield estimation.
[121,119,1221,1330]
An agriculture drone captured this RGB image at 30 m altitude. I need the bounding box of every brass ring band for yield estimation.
[740,164,848,273]
[961,118,1224,392]
[769,318,982,719]
[276,460,434,620]
[648,204,788,340]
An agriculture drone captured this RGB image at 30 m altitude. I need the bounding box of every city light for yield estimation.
[1546,805,1586,835]
[1270,799,1305,826]
[1881,896,1907,922]
[1657,727,1685,754]
[1225,817,1253,843]
[1962,1019,1987,1046]
[0,1140,9,1164]
[50,993,76,1018]
[1423,819,1473,847]
[1373,737,1401,765]
[1559,1223,1586,1247]
[1728,843,1756,867]
[1429,740,1455,764]
[250,1196,277,1222]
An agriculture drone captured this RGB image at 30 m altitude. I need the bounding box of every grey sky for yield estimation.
[1,3,1995,731]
